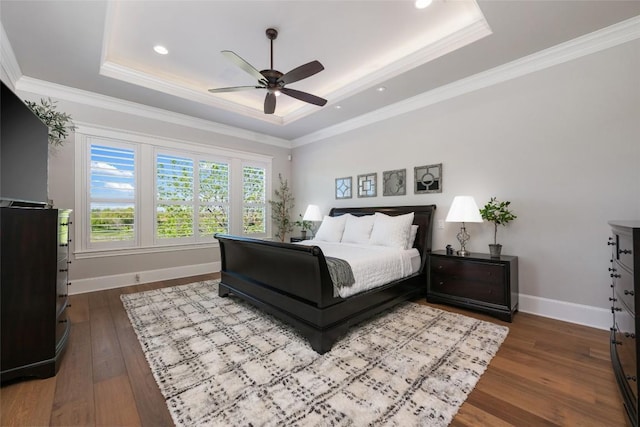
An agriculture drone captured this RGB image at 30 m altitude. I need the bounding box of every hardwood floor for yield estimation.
[1,273,627,426]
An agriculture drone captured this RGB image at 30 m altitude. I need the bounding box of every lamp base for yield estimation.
[457,249,470,256]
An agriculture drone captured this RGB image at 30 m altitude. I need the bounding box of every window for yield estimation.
[88,142,137,248]
[75,126,272,256]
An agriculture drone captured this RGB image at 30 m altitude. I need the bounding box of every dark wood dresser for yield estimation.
[609,220,640,426]
[1,207,72,382]
[428,250,518,322]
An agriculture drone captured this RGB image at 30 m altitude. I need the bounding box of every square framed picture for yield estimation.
[383,169,406,196]
[335,177,352,199]
[414,163,442,194]
[357,173,377,198]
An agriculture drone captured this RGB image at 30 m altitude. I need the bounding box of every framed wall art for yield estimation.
[335,177,352,199]
[414,163,442,194]
[383,169,406,196]
[357,173,377,198]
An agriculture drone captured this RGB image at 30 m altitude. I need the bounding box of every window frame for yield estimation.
[74,125,273,259]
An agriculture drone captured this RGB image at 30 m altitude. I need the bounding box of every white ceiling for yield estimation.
[1,1,640,143]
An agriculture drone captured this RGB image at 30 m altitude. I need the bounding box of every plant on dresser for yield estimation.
[608,221,640,427]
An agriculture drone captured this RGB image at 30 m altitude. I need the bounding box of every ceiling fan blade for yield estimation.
[279,60,324,85]
[280,87,327,107]
[208,86,262,93]
[264,92,276,114]
[221,50,265,83]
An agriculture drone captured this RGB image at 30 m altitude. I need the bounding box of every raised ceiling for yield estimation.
[1,1,639,143]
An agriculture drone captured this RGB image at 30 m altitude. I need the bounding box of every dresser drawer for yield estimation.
[616,317,638,404]
[619,232,636,273]
[615,263,635,315]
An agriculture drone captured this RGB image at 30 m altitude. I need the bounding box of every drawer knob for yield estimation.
[611,274,621,278]
[625,332,636,339]
[59,268,68,273]
[58,294,68,298]
[611,327,618,332]
[609,297,617,302]
[625,290,635,296]
[612,307,622,312]
[627,375,637,382]
[619,249,632,255]
[608,268,616,272]
[612,339,622,345]
[607,241,615,246]
[58,319,68,324]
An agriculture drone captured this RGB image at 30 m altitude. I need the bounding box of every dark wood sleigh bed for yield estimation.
[214,205,436,354]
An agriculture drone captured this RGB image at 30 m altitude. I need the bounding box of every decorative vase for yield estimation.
[489,243,502,258]
[301,230,307,239]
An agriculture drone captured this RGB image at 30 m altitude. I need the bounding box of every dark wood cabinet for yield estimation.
[428,250,518,322]
[609,220,640,427]
[1,207,71,382]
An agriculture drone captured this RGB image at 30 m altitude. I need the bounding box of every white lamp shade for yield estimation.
[303,204,323,221]
[445,196,483,223]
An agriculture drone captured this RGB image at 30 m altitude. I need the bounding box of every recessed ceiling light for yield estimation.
[376,86,387,92]
[335,105,342,110]
[153,45,169,55]
[415,0,432,9]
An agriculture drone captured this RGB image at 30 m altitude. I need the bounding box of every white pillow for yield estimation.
[407,224,419,249]
[369,212,415,249]
[341,214,375,244]
[313,215,347,242]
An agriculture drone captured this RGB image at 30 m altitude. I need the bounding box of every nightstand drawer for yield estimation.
[431,257,505,286]
[431,273,506,305]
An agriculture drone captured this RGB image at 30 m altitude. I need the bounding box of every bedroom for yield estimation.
[1,1,639,425]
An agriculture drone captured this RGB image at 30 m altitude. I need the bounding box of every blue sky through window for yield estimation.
[90,145,135,200]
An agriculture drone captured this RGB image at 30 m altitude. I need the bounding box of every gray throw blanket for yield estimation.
[325,256,356,291]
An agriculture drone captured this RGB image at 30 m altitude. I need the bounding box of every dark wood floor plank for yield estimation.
[94,374,141,427]
[90,304,127,383]
[50,321,95,426]
[0,376,57,426]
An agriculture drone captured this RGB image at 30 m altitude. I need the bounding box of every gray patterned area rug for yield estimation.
[121,280,508,427]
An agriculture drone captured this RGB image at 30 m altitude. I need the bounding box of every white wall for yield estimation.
[292,40,640,324]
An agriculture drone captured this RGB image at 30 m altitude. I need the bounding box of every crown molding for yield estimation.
[292,14,640,147]
[14,76,291,149]
[0,22,23,86]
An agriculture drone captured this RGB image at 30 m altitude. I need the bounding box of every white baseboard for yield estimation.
[69,262,220,295]
[519,293,611,331]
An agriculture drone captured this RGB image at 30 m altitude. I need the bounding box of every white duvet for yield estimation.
[295,240,420,298]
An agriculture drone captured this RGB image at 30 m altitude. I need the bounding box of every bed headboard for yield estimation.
[329,205,437,271]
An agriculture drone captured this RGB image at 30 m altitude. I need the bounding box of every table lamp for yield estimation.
[303,204,323,237]
[445,196,483,256]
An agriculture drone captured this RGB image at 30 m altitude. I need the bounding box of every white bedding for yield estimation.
[295,240,421,298]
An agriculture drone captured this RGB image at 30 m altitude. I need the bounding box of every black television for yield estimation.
[1,80,49,207]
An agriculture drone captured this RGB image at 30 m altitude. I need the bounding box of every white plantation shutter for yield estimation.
[156,153,194,240]
[199,160,230,236]
[89,143,136,246]
[242,165,266,235]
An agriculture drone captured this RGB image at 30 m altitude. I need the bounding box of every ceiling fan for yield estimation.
[208,28,327,115]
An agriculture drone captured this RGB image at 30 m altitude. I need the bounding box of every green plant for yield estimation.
[479,197,517,245]
[294,214,312,232]
[24,97,77,146]
[268,174,295,242]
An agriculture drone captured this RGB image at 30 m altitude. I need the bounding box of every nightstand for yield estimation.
[428,250,519,322]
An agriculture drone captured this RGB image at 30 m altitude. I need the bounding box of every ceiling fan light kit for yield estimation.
[209,28,327,115]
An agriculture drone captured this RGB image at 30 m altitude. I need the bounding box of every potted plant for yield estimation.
[268,174,295,242]
[479,197,517,257]
[24,97,77,147]
[294,214,312,239]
